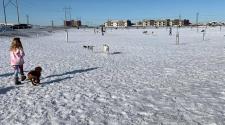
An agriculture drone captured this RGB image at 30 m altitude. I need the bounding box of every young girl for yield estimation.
[10,37,26,85]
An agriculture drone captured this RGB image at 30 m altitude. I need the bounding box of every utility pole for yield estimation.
[3,0,21,25]
[63,7,67,28]
[63,7,67,21]
[63,7,73,28]
[196,12,199,32]
[63,7,72,21]
[177,14,181,32]
[203,30,206,40]
[63,7,70,42]
[3,0,7,25]
[179,14,181,26]
[179,15,181,22]
[51,20,54,28]
[68,7,72,20]
[26,14,29,24]
[16,0,20,24]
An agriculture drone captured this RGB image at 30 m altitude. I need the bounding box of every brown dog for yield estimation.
[27,66,42,85]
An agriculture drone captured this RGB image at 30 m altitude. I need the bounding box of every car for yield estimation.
[12,24,32,29]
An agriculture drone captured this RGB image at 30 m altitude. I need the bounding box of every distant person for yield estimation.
[101,26,104,36]
[94,28,96,34]
[10,37,26,85]
[169,27,172,36]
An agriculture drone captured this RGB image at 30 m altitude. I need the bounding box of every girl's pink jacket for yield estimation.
[10,49,25,66]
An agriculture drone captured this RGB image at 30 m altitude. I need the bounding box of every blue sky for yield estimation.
[0,0,225,26]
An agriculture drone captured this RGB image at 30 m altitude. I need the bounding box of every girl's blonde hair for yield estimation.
[10,37,23,51]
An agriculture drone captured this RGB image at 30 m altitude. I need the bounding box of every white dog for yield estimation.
[103,44,109,53]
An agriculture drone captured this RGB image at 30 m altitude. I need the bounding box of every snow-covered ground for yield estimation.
[1,27,225,125]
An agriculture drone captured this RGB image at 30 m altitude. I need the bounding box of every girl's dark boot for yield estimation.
[21,74,26,81]
[15,77,22,85]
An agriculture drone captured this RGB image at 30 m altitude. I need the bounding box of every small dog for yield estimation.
[103,44,109,53]
[143,31,148,34]
[83,45,94,51]
[27,66,42,86]
[83,45,88,48]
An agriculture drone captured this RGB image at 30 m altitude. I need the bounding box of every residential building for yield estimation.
[183,19,190,26]
[105,20,132,27]
[135,21,143,27]
[64,20,82,27]
[143,20,155,27]
[139,19,190,27]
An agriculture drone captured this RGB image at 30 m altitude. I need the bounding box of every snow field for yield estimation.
[1,27,225,125]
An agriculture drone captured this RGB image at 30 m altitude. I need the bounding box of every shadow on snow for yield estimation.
[0,71,29,78]
[42,67,99,85]
[0,86,15,94]
[0,73,14,78]
[42,76,73,85]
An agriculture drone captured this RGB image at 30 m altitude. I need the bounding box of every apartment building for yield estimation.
[143,20,155,27]
[141,19,190,27]
[135,21,143,27]
[64,20,82,27]
[105,20,132,27]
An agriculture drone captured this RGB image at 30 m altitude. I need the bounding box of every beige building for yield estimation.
[140,19,190,27]
[135,21,143,27]
[142,19,169,27]
[105,20,132,27]
[155,20,168,27]
[143,20,155,27]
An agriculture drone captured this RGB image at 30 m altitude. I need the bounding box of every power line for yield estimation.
[2,0,21,24]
